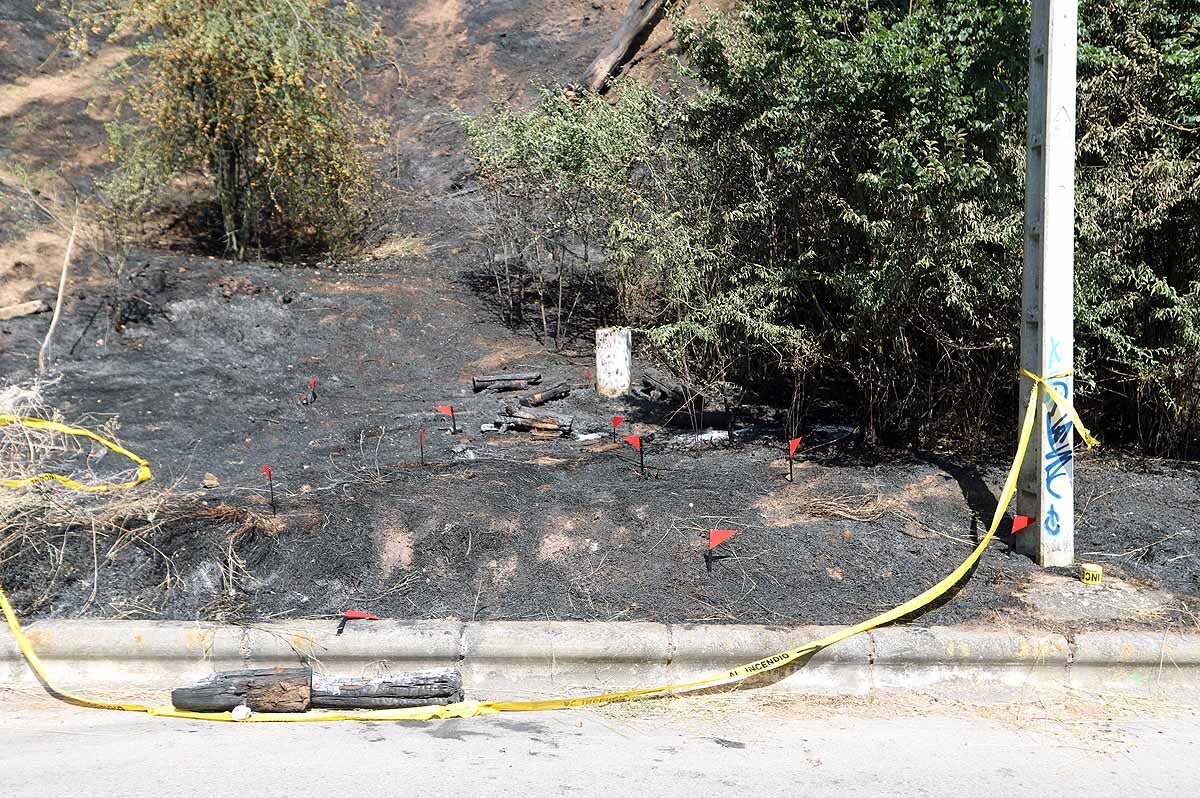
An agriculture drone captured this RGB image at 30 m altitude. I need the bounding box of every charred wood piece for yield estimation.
[472,372,542,393]
[494,405,574,435]
[518,381,573,407]
[171,667,311,713]
[311,668,464,709]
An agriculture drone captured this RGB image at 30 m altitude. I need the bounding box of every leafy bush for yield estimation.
[56,0,382,256]
[463,87,658,350]
[469,0,1200,456]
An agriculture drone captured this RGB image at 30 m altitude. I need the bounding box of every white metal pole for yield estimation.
[1017,0,1078,567]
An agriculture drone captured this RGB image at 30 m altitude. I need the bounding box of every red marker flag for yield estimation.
[789,436,803,458]
[622,434,641,451]
[612,416,624,430]
[261,465,276,516]
[435,405,454,417]
[1012,515,1033,533]
[337,609,381,635]
[343,610,380,621]
[708,529,738,550]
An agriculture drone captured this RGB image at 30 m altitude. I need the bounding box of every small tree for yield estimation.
[57,0,382,256]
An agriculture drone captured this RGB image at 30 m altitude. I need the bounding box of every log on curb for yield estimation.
[312,669,464,709]
[172,667,311,713]
[519,381,573,407]
[472,372,542,392]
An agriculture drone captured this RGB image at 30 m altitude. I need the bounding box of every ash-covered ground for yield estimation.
[0,0,1197,633]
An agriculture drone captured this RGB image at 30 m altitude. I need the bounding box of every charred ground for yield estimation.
[0,1,1197,632]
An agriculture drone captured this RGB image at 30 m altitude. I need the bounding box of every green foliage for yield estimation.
[464,87,659,349]
[472,0,1200,455]
[56,0,382,255]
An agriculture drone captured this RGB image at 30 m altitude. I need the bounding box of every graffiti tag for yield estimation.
[1043,378,1073,500]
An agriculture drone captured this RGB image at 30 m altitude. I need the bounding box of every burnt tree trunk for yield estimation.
[581,0,669,92]
[171,667,311,713]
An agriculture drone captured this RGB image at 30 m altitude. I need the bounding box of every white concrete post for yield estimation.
[1017,0,1078,567]
[595,327,632,398]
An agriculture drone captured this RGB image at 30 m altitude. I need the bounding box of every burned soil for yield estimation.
[1,0,1198,633]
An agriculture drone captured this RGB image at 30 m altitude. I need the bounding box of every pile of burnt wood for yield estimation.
[473,371,575,438]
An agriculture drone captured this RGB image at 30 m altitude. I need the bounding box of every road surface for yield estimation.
[0,688,1195,797]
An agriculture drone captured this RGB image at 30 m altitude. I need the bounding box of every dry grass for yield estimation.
[366,233,431,261]
[756,486,898,528]
[0,381,199,613]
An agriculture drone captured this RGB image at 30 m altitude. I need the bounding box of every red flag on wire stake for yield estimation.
[261,465,276,516]
[1010,514,1033,555]
[622,434,644,476]
[299,377,318,406]
[336,609,380,635]
[435,404,457,434]
[708,529,738,549]
[612,415,624,441]
[705,528,738,572]
[787,435,803,482]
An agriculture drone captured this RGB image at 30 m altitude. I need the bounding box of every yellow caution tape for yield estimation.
[1080,563,1103,585]
[0,415,153,492]
[0,374,1094,722]
[1019,369,1100,447]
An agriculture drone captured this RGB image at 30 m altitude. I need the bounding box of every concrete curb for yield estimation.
[2,620,1197,699]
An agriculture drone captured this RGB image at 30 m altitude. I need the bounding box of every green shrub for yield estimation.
[56,0,382,256]
[464,88,654,349]
[469,0,1200,455]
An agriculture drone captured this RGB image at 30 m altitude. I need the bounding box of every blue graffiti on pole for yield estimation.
[1044,503,1062,536]
[1043,377,1073,501]
[1048,335,1064,369]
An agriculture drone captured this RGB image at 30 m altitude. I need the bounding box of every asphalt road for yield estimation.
[1,689,1196,797]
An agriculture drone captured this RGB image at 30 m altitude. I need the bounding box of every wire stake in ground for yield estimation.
[262,465,276,516]
[419,427,426,464]
[436,404,457,434]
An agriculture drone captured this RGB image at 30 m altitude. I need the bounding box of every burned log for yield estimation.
[311,669,464,709]
[495,405,574,435]
[171,667,311,713]
[580,0,668,92]
[642,373,684,403]
[485,378,537,393]
[472,372,542,393]
[518,381,573,407]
